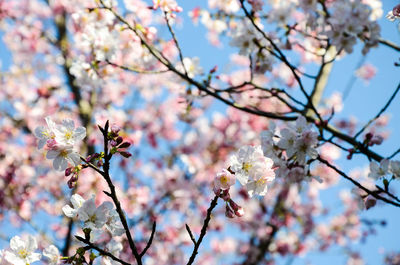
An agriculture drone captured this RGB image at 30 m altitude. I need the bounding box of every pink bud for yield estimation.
[220,189,231,201]
[65,167,73,177]
[213,187,221,196]
[225,205,235,218]
[365,195,377,210]
[371,135,383,145]
[209,65,218,74]
[46,139,57,149]
[228,199,239,211]
[234,207,244,217]
[393,4,400,16]
[111,124,121,134]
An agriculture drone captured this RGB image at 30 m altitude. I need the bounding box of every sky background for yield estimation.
[1,0,400,264]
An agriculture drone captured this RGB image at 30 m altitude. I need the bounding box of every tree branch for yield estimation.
[186,195,219,265]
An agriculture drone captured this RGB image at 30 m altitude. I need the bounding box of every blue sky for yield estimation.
[1,1,400,264]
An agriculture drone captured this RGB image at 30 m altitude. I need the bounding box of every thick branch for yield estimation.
[307,45,336,115]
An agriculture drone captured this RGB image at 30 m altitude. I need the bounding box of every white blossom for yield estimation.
[62,194,86,218]
[4,235,41,265]
[53,119,86,146]
[33,117,56,149]
[46,145,80,171]
[389,160,400,178]
[214,169,236,190]
[77,198,110,229]
[230,145,275,196]
[102,203,124,236]
[368,159,390,180]
[43,245,60,265]
[182,57,203,78]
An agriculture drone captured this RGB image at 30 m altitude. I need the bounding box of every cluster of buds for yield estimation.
[108,124,132,158]
[347,132,383,160]
[86,152,104,167]
[65,165,85,189]
[213,169,244,218]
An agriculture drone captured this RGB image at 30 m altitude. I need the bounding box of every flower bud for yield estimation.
[220,189,230,201]
[111,124,121,134]
[225,205,235,218]
[116,136,123,145]
[119,151,132,158]
[365,195,377,210]
[65,167,73,177]
[119,142,131,149]
[228,199,239,211]
[110,139,118,147]
[234,207,244,217]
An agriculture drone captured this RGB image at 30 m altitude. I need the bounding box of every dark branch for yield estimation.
[140,221,157,258]
[186,195,219,265]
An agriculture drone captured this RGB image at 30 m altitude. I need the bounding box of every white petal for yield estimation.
[71,194,85,209]
[4,251,25,265]
[33,126,46,139]
[37,139,46,150]
[53,156,68,171]
[45,116,56,131]
[46,150,59,159]
[73,127,86,141]
[62,119,75,130]
[9,236,24,251]
[68,152,81,166]
[25,235,37,252]
[236,172,249,186]
[26,252,41,264]
[62,205,77,218]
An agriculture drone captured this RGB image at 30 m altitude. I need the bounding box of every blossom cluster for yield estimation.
[63,194,124,239]
[34,117,86,171]
[261,117,319,182]
[214,144,276,198]
[1,235,59,265]
[326,0,381,54]
[368,159,400,180]
[213,116,319,205]
[229,20,275,74]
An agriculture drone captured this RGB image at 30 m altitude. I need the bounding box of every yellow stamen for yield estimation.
[220,175,229,185]
[18,249,28,258]
[60,150,69,158]
[243,162,252,172]
[65,131,73,140]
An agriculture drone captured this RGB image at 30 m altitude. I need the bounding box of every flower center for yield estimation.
[220,175,228,185]
[242,162,252,173]
[65,131,73,140]
[60,150,69,158]
[18,248,28,258]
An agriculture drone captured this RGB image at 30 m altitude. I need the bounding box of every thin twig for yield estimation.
[140,221,157,258]
[185,224,196,245]
[186,195,219,265]
[318,156,400,207]
[76,236,130,265]
[100,121,143,265]
[354,81,400,138]
[106,60,169,74]
[164,11,188,77]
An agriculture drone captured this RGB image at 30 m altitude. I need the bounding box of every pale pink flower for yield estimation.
[214,169,235,190]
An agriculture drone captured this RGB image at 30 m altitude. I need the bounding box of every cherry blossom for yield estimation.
[43,245,60,265]
[4,235,41,265]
